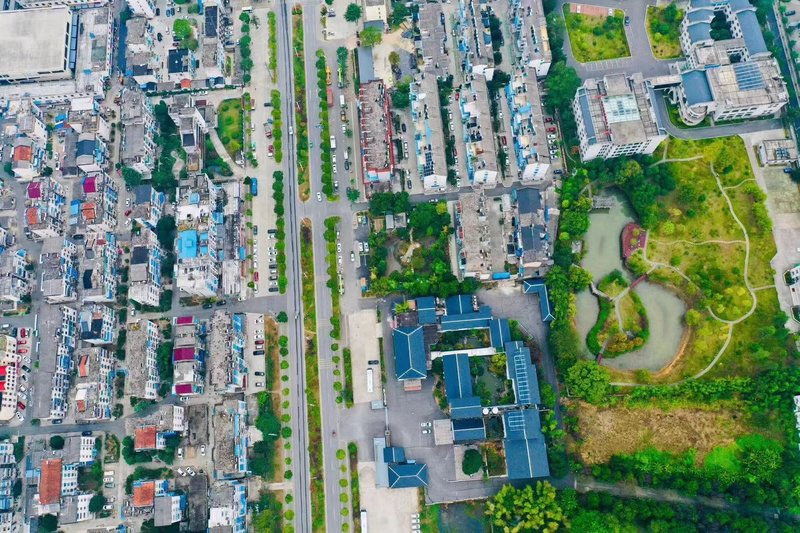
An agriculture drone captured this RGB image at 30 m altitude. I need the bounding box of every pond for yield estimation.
[575,192,687,372]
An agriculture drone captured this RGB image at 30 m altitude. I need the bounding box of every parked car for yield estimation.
[420,422,432,428]
[201,445,206,456]
[177,448,184,459]
[255,371,265,376]
[82,431,92,437]
[103,504,114,511]
[16,402,25,410]
[177,468,187,477]
[255,382,264,387]
[202,302,213,309]
[187,467,196,477]
[554,169,563,175]
[253,350,265,356]
[350,251,356,262]
[18,349,27,355]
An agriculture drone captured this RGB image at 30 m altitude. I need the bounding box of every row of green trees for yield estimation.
[270,90,284,163]
[271,171,288,293]
[267,12,277,79]
[314,50,336,198]
[239,12,254,83]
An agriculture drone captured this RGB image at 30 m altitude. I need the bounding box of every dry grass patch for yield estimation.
[570,400,752,465]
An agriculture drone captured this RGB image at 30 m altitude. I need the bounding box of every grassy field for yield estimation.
[563,5,630,62]
[611,136,786,383]
[570,400,753,465]
[646,5,683,59]
[216,98,243,157]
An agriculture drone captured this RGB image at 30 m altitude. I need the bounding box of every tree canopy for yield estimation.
[543,61,581,114]
[361,25,383,47]
[344,3,362,22]
[564,360,612,404]
[485,482,565,532]
[49,435,64,450]
[89,492,107,513]
[462,449,483,475]
[122,167,143,187]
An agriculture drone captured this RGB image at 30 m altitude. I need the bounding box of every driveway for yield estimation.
[556,0,672,78]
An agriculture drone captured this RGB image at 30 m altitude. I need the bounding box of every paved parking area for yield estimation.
[358,463,418,533]
[347,309,383,404]
[582,57,633,72]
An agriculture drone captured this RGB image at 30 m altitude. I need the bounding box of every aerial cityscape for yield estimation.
[0,0,799,531]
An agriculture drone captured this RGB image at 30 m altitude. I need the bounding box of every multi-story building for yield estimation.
[126,319,162,400]
[673,0,788,125]
[40,239,80,304]
[0,337,20,422]
[504,71,549,181]
[81,232,118,303]
[410,74,449,192]
[358,80,395,188]
[415,2,449,79]
[74,172,119,237]
[73,347,114,421]
[168,95,209,172]
[209,311,247,393]
[130,184,166,229]
[212,399,248,479]
[25,178,67,240]
[174,176,220,298]
[0,249,31,311]
[129,228,163,308]
[12,139,44,181]
[67,97,112,143]
[459,74,500,187]
[573,73,668,161]
[40,306,79,421]
[208,480,247,533]
[121,86,158,175]
[172,316,205,396]
[0,442,19,525]
[515,186,557,277]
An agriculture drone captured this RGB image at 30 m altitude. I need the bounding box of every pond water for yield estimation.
[575,192,687,372]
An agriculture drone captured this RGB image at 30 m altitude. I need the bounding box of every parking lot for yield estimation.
[347,309,383,404]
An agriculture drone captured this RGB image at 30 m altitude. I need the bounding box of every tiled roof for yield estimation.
[13,145,32,163]
[39,458,63,505]
[134,426,158,450]
[132,481,156,507]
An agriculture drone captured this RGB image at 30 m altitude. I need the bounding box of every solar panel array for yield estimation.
[513,353,532,405]
[733,62,765,91]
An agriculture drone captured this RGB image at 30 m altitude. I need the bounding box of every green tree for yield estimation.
[737,435,783,484]
[388,51,401,68]
[344,3,362,22]
[49,435,65,450]
[361,25,383,47]
[277,311,288,323]
[122,167,143,187]
[39,514,58,533]
[89,492,107,513]
[391,77,412,109]
[543,61,581,114]
[173,19,193,40]
[156,215,177,251]
[564,360,611,404]
[462,449,483,475]
[485,482,565,532]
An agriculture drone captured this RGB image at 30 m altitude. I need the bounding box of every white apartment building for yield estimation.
[573,73,667,161]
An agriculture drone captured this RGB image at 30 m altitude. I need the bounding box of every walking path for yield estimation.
[612,161,759,386]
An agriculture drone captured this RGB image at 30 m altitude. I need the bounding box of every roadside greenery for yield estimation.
[323,217,342,338]
[252,391,280,479]
[239,13,253,83]
[292,7,310,201]
[347,443,361,531]
[267,12,278,79]
[315,51,336,198]
[217,98,244,157]
[122,167,143,188]
[344,3,362,22]
[300,220,325,531]
[272,171,288,293]
[270,90,283,163]
[336,47,349,84]
[251,491,283,531]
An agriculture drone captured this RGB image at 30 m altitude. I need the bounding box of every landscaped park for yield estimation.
[216,98,244,157]
[562,4,630,62]
[646,4,683,59]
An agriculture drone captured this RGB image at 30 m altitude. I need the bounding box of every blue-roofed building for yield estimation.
[503,410,550,479]
[449,396,484,420]
[452,417,487,442]
[392,325,427,380]
[523,279,554,323]
[439,306,493,332]
[388,463,429,488]
[505,341,540,406]
[383,447,406,464]
[415,296,438,325]
[675,0,788,125]
[445,294,474,315]
[489,318,512,349]
[442,354,473,400]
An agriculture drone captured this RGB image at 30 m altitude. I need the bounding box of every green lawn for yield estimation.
[563,5,630,62]
[646,5,683,59]
[216,98,243,157]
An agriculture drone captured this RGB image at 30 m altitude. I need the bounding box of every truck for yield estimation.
[250,178,258,196]
[340,94,346,108]
[330,136,336,150]
[326,88,333,108]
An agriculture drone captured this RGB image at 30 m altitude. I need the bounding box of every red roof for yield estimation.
[172,347,196,362]
[175,316,194,325]
[134,426,158,451]
[13,145,32,163]
[132,481,155,507]
[26,182,42,199]
[25,208,39,225]
[174,383,194,395]
[76,399,86,412]
[77,355,89,378]
[0,366,7,377]
[39,459,62,505]
[180,79,192,89]
[82,176,97,193]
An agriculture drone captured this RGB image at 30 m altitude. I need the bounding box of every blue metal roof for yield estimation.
[489,318,511,349]
[388,463,429,488]
[505,341,541,406]
[733,61,766,90]
[522,279,554,323]
[383,447,406,464]
[452,418,486,443]
[445,294,473,315]
[681,70,714,106]
[576,91,596,146]
[443,354,473,400]
[449,396,484,420]
[415,296,438,324]
[392,326,427,380]
[735,10,768,55]
[503,410,550,480]
[439,306,493,332]
[686,8,714,23]
[687,22,711,44]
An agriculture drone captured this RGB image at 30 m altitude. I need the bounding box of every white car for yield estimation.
[338,255,342,265]
[317,192,322,202]
[350,251,355,262]
[547,134,557,140]
[342,124,347,134]
[289,126,294,135]
[333,164,338,174]
[177,467,187,476]
[332,155,336,165]
[186,467,196,477]
[200,444,206,456]
[336,242,342,253]
[177,447,183,459]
